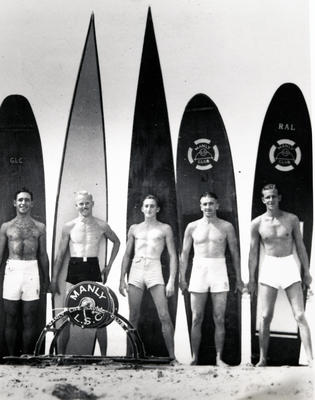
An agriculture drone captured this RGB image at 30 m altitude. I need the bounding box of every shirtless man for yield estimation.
[50,190,120,354]
[180,192,243,366]
[119,194,177,360]
[248,184,313,366]
[0,188,49,355]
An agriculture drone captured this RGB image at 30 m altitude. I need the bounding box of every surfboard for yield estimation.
[176,93,241,365]
[127,8,178,357]
[52,14,108,355]
[251,82,313,365]
[0,95,46,357]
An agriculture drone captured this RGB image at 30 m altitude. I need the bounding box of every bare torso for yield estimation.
[191,218,229,258]
[5,217,43,260]
[69,216,106,257]
[257,211,295,257]
[132,221,168,259]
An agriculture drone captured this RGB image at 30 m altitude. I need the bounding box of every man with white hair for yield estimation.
[51,190,120,354]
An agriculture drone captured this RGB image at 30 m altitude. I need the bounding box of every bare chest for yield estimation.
[193,224,226,245]
[259,219,291,241]
[7,222,40,242]
[70,223,103,244]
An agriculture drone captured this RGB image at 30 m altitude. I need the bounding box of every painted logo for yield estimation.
[269,139,301,171]
[187,138,219,170]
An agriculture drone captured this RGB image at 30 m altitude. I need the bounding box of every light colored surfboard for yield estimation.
[52,14,107,355]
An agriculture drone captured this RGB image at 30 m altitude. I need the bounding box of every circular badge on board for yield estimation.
[65,281,119,328]
[269,139,301,172]
[187,138,219,170]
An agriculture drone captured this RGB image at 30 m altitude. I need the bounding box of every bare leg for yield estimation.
[286,282,313,366]
[257,284,278,366]
[127,284,144,357]
[190,292,208,365]
[22,300,39,354]
[96,327,107,355]
[211,291,228,366]
[3,300,20,356]
[150,284,175,359]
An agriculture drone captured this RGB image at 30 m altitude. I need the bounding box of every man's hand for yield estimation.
[247,279,257,296]
[166,281,175,298]
[235,279,245,294]
[101,266,111,284]
[179,279,188,293]
[50,279,60,295]
[303,271,312,290]
[119,280,128,297]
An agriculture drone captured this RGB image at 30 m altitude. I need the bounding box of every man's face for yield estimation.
[200,196,219,217]
[141,198,159,218]
[14,192,33,215]
[261,188,281,210]
[75,194,94,217]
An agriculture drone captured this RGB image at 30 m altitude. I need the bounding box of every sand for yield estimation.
[0,363,313,400]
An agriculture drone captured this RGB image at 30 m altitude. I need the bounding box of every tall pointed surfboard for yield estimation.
[251,83,313,365]
[176,93,241,365]
[52,15,108,355]
[127,8,178,357]
[0,95,46,357]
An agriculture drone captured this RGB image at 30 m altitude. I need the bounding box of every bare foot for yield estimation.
[190,358,198,366]
[216,358,229,367]
[170,358,180,366]
[256,359,267,367]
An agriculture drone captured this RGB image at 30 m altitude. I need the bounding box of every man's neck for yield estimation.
[265,208,282,218]
[202,215,218,224]
[78,214,94,223]
[15,213,32,222]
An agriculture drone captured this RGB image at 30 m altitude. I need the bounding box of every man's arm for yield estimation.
[179,223,193,293]
[248,218,260,296]
[164,225,178,298]
[50,225,71,295]
[102,223,120,283]
[119,226,135,297]
[0,223,8,269]
[226,223,243,293]
[292,215,312,288]
[37,223,50,294]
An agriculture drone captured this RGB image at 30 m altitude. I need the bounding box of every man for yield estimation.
[180,192,243,366]
[0,188,50,355]
[50,190,120,354]
[119,194,177,360]
[248,183,313,366]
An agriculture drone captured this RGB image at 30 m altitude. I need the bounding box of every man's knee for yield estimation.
[192,311,204,327]
[260,311,273,326]
[213,312,225,327]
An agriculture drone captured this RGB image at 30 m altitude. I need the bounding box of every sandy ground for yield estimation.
[0,363,313,400]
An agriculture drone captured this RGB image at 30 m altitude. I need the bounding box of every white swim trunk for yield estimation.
[3,259,40,301]
[259,254,301,289]
[128,257,165,290]
[189,257,230,293]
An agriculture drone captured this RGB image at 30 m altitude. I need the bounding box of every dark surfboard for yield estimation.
[176,93,241,365]
[0,95,46,357]
[52,14,108,355]
[127,8,178,357]
[251,83,313,365]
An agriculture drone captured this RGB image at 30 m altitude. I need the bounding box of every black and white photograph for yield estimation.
[0,0,314,399]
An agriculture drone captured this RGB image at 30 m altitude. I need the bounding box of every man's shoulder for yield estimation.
[281,211,299,223]
[31,218,46,230]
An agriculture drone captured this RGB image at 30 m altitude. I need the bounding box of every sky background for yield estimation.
[0,0,313,360]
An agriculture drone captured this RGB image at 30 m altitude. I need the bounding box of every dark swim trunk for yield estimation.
[66,257,102,285]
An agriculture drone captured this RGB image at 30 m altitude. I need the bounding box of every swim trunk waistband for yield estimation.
[70,257,99,262]
[133,256,160,261]
[6,259,38,271]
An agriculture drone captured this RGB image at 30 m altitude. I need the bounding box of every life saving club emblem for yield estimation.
[269,139,301,172]
[187,138,219,170]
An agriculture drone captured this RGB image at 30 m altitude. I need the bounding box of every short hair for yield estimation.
[74,190,93,202]
[14,187,33,200]
[199,191,218,202]
[142,194,160,208]
[261,184,279,196]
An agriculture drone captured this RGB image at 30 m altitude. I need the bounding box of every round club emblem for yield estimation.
[269,139,301,172]
[65,281,119,328]
[187,138,219,170]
